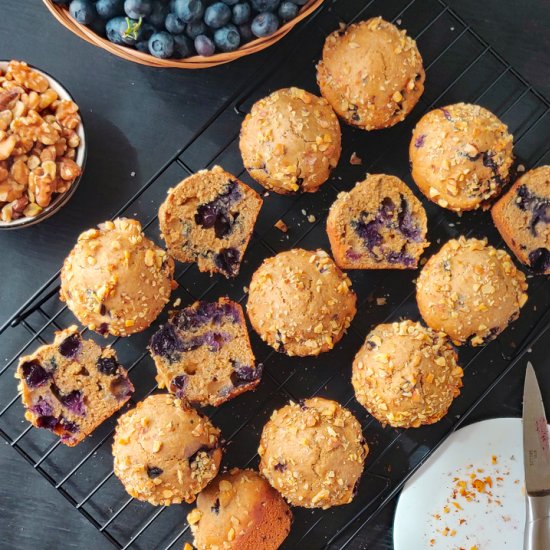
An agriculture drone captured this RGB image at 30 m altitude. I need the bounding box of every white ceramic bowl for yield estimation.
[0,61,86,229]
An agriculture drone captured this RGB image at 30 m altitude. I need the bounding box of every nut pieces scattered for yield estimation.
[0,61,82,222]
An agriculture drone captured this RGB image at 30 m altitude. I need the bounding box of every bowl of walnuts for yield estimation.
[0,60,86,229]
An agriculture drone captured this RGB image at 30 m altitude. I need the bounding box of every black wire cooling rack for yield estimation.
[2,0,550,548]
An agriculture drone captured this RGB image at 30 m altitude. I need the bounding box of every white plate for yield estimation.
[393,418,538,550]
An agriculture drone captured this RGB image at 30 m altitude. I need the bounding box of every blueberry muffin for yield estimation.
[60,218,176,337]
[326,174,429,269]
[416,237,528,346]
[352,320,463,428]
[492,165,550,274]
[410,103,514,211]
[239,87,341,194]
[112,394,222,506]
[247,249,357,356]
[159,166,263,278]
[317,17,425,130]
[15,326,133,446]
[259,397,368,509]
[187,468,292,550]
[149,298,262,407]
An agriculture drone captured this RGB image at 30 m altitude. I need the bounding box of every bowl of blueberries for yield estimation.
[44,0,324,68]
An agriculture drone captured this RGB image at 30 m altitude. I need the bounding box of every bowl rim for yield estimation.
[0,60,87,229]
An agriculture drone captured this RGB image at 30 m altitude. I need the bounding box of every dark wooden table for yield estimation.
[1,1,549,549]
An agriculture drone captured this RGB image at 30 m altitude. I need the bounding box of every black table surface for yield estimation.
[1,1,549,549]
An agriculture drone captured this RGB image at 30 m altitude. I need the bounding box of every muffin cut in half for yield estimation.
[327,173,429,269]
[492,165,550,274]
[16,326,134,446]
[149,298,262,407]
[159,166,263,278]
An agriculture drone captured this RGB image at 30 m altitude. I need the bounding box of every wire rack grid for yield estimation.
[1,0,550,549]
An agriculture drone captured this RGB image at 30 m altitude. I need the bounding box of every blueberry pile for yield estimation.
[53,0,309,59]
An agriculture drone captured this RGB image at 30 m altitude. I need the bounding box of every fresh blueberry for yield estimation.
[135,22,155,50]
[21,360,50,388]
[186,19,207,38]
[124,0,152,19]
[214,247,240,276]
[150,323,185,360]
[110,376,134,399]
[278,1,298,21]
[232,2,250,25]
[221,0,239,5]
[292,0,308,4]
[214,24,240,51]
[106,16,140,45]
[250,0,280,12]
[174,0,204,22]
[69,0,97,24]
[52,0,71,4]
[58,333,82,359]
[251,12,279,37]
[170,374,188,397]
[204,2,231,29]
[147,2,169,27]
[96,0,124,19]
[173,34,194,57]
[165,12,186,33]
[238,22,254,42]
[148,31,175,58]
[194,34,216,55]
[96,356,119,375]
[147,466,164,478]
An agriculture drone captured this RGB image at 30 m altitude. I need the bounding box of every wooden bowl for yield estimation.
[42,0,324,69]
